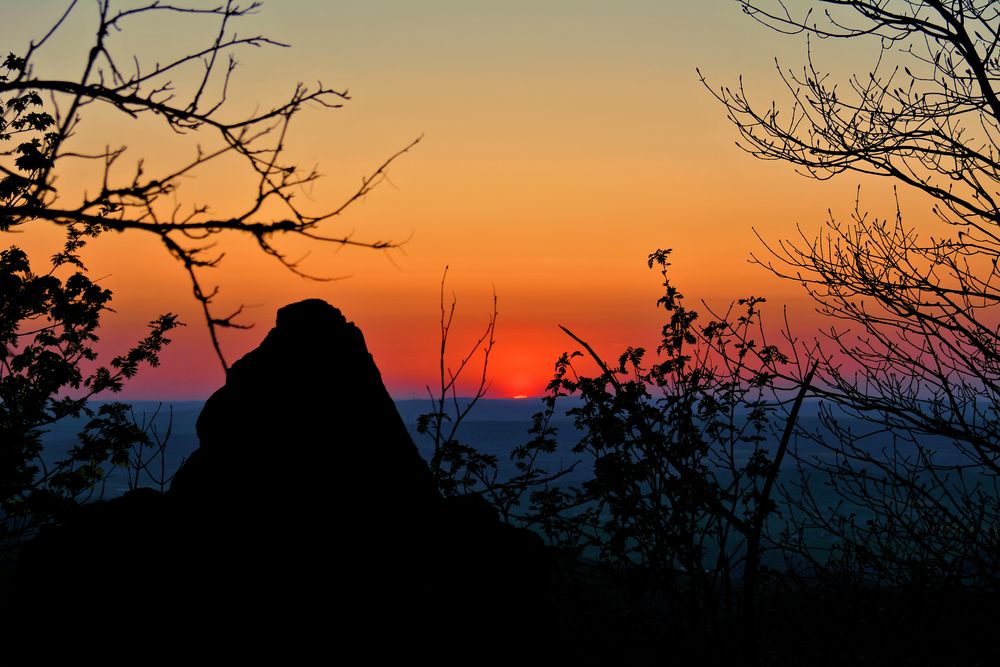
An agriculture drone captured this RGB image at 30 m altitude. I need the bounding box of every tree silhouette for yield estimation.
[703,0,999,449]
[417,268,574,521]
[1,1,416,369]
[1,1,414,543]
[523,249,814,662]
[0,246,177,542]
[704,0,1000,607]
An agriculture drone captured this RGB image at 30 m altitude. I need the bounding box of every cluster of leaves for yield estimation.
[526,250,809,636]
[0,243,177,542]
[420,405,566,520]
[422,250,812,659]
[0,22,190,546]
[1,51,57,222]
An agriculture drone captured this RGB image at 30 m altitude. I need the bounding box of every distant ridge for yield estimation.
[98,397,578,424]
[394,397,583,423]
[107,395,829,426]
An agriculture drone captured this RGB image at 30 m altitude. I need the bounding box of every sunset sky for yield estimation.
[4,1,927,399]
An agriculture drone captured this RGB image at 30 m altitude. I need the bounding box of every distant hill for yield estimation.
[32,396,955,501]
[394,397,582,424]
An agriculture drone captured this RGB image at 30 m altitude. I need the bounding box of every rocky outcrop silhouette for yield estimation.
[171,299,441,517]
[12,300,549,658]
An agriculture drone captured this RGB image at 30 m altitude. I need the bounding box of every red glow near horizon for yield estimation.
[3,2,901,404]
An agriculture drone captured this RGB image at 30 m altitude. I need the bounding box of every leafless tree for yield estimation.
[417,269,573,522]
[420,267,500,497]
[703,0,1000,590]
[1,0,418,370]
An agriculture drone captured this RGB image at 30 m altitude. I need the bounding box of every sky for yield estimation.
[4,1,923,399]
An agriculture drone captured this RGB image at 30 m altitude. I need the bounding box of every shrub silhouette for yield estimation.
[420,250,815,662]
[0,246,176,544]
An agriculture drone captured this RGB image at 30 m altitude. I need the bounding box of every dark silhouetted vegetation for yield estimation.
[422,2,1000,662]
[0,246,176,543]
[705,1,1000,663]
[526,249,813,663]
[6,1,1000,664]
[418,267,574,523]
[1,1,413,553]
[704,0,1000,596]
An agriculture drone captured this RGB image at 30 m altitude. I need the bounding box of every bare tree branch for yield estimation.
[1,1,418,371]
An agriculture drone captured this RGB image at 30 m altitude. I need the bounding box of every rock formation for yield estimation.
[11,300,549,659]
[171,299,441,516]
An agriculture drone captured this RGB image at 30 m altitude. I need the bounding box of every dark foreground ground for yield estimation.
[2,516,999,666]
[548,558,1000,666]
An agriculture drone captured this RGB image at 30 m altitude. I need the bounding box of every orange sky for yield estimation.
[4,1,933,399]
